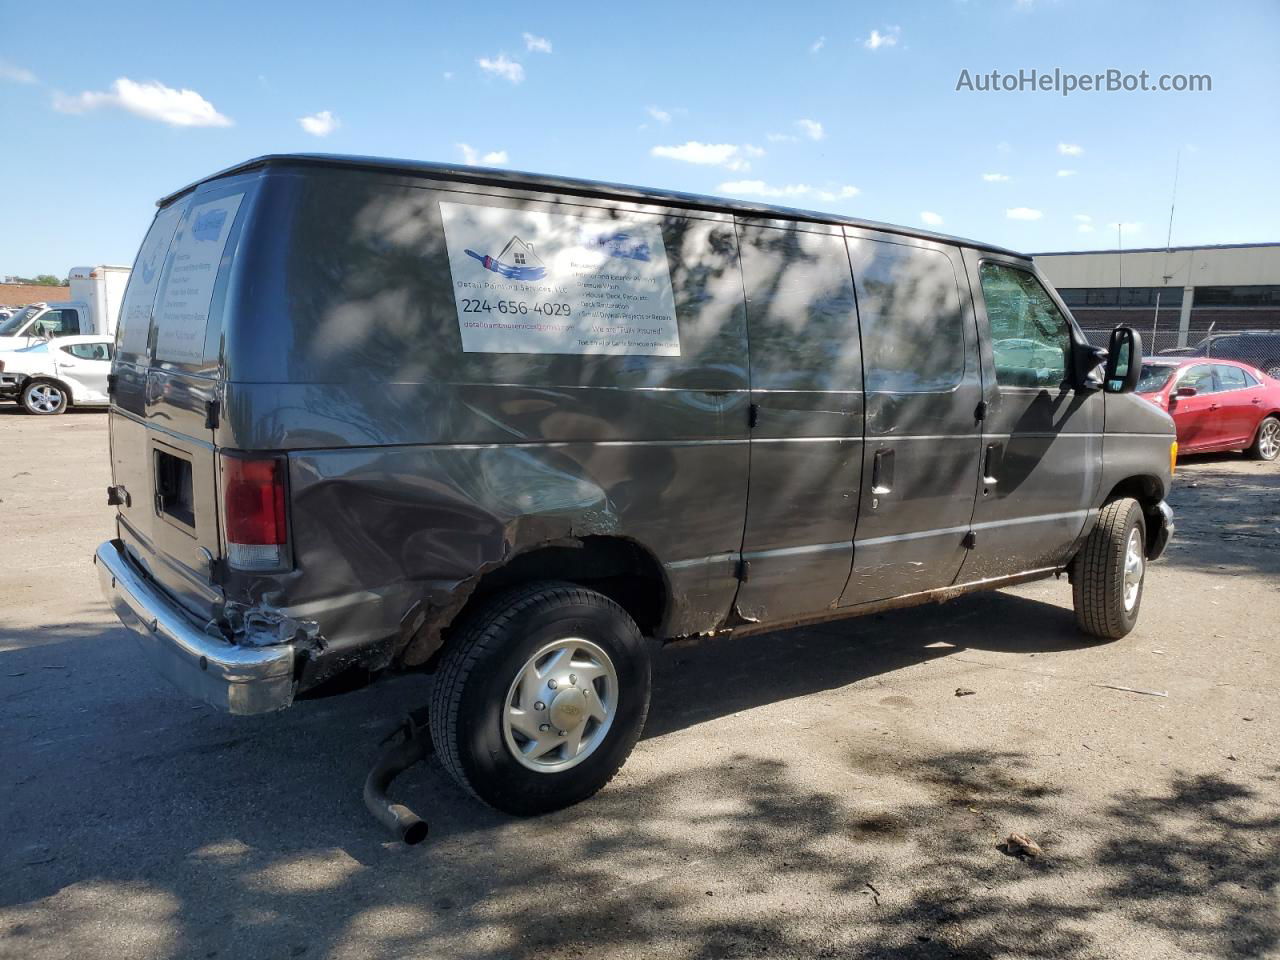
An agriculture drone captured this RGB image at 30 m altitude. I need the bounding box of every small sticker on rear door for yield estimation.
[439,201,680,356]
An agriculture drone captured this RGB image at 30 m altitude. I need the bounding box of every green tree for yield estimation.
[33,274,63,286]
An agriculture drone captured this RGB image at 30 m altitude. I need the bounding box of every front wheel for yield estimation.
[429,581,652,815]
[1072,498,1147,640]
[22,380,68,415]
[1249,416,1280,461]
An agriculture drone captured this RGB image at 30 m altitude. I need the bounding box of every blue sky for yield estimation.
[2,0,1277,277]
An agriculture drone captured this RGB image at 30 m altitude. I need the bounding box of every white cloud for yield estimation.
[766,132,799,143]
[817,185,860,202]
[477,54,524,84]
[1056,168,1076,177]
[920,211,944,226]
[652,141,754,171]
[0,59,37,84]
[1077,223,1094,233]
[523,33,552,54]
[457,144,508,166]
[744,144,765,157]
[1006,207,1044,221]
[719,180,812,198]
[796,118,825,141]
[982,173,1010,182]
[646,106,672,124]
[443,71,454,81]
[53,77,231,127]
[1073,214,1092,222]
[1058,142,1084,156]
[810,36,826,53]
[298,110,338,137]
[863,26,901,50]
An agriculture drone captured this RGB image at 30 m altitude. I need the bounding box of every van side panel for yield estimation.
[222,170,750,658]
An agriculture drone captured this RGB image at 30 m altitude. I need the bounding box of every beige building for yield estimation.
[1032,242,1280,351]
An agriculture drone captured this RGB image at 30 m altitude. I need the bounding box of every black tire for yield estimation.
[429,581,652,816]
[1248,415,1280,461]
[21,379,69,415]
[1072,498,1147,640]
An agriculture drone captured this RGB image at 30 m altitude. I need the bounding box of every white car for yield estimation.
[0,335,113,414]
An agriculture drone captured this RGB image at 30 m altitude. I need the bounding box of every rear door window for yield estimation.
[979,262,1071,389]
[154,192,245,365]
[117,203,185,360]
[850,240,966,392]
[1214,364,1248,391]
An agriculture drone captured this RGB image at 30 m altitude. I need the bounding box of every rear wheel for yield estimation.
[429,581,652,815]
[1249,416,1280,461]
[1072,498,1147,640]
[21,380,68,415]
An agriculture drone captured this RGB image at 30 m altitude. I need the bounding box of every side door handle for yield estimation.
[1209,403,1220,411]
[983,441,1003,490]
[871,448,895,495]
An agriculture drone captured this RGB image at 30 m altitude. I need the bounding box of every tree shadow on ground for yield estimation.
[1161,457,1280,578]
[4,586,1277,959]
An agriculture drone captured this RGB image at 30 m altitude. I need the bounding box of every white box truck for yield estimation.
[0,265,131,350]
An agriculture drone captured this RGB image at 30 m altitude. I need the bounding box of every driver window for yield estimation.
[35,309,82,337]
[1181,364,1216,393]
[979,262,1071,389]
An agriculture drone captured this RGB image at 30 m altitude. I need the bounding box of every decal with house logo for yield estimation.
[440,201,680,356]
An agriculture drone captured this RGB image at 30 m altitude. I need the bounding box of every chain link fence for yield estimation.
[1078,324,1280,379]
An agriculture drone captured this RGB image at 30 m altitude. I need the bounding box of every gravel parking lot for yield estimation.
[2,406,1277,960]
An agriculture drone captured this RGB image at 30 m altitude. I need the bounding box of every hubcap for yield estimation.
[1122,527,1144,612]
[502,638,618,773]
[1260,420,1279,460]
[28,384,63,413]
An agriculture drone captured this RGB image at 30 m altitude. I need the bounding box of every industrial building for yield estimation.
[1033,242,1280,355]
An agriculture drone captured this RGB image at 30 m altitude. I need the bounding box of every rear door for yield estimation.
[110,178,254,617]
[732,218,863,623]
[54,340,112,402]
[839,232,983,606]
[964,257,1103,579]
[1211,364,1259,445]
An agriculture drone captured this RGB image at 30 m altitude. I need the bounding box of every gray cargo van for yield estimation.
[97,154,1175,816]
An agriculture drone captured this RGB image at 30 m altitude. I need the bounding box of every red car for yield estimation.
[1138,357,1280,461]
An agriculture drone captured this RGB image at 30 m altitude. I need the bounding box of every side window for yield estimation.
[64,342,112,361]
[849,239,965,392]
[737,223,860,392]
[36,309,82,337]
[1214,365,1247,391]
[979,262,1071,389]
[1242,369,1260,387]
[1181,364,1216,393]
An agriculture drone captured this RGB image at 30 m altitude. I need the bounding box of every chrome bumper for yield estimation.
[95,539,295,715]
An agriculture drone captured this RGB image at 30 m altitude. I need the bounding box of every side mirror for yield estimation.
[1175,385,1198,398]
[1073,341,1108,391]
[1104,326,1143,393]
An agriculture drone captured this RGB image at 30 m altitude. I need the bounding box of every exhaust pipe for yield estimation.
[364,711,432,845]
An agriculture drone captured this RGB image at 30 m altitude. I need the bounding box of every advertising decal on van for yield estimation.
[440,200,680,357]
[154,193,243,364]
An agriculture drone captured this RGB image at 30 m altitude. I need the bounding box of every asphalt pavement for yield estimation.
[2,406,1277,960]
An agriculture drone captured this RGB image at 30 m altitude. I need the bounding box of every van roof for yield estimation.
[160,153,1030,261]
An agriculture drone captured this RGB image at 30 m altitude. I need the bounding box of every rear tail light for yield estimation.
[221,455,288,570]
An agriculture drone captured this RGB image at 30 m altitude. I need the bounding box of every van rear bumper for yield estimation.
[95,539,296,715]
